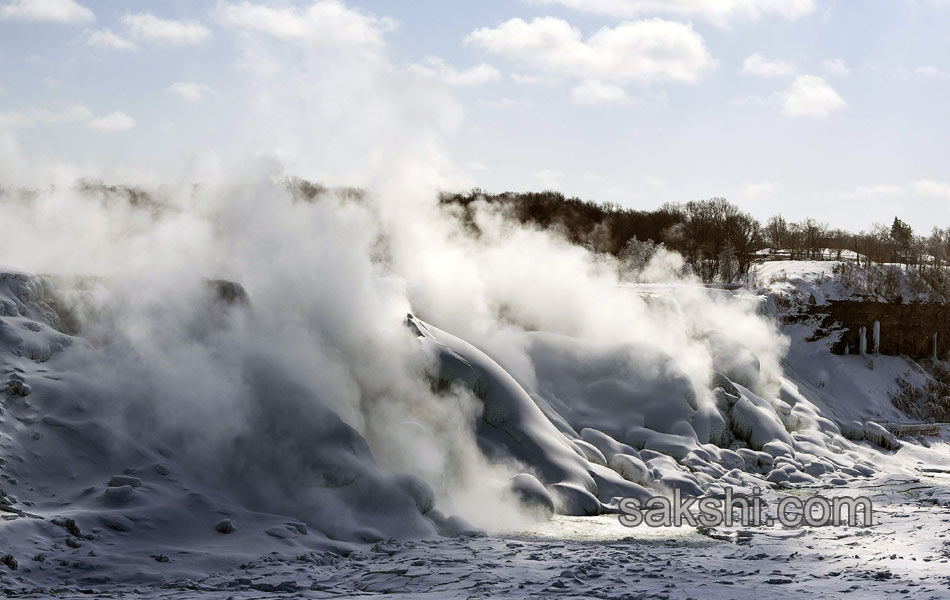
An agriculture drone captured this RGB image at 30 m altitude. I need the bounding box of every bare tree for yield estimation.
[765,215,788,251]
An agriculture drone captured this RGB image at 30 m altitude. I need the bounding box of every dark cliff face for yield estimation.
[808,300,950,359]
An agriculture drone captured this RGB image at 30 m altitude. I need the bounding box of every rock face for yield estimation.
[811,300,950,359]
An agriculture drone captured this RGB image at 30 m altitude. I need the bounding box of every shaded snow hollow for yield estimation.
[0,267,922,592]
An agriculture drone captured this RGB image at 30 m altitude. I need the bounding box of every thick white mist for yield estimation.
[0,1,790,534]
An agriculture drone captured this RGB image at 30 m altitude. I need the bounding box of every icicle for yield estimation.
[873,321,880,354]
[859,326,867,356]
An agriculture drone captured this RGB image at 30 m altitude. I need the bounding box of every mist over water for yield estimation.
[0,0,790,535]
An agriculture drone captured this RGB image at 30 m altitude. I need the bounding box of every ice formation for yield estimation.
[0,194,918,588]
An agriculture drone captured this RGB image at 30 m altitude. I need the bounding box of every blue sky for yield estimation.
[1,0,948,232]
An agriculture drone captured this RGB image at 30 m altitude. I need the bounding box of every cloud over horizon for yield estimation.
[570,79,636,105]
[741,53,796,77]
[410,57,502,87]
[88,110,136,131]
[0,0,93,23]
[168,81,214,102]
[122,12,211,45]
[466,17,716,85]
[87,28,136,50]
[214,0,395,48]
[782,74,846,117]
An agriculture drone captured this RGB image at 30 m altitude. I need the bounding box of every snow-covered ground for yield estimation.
[754,259,942,423]
[753,258,939,304]
[175,472,950,599]
[8,473,950,598]
[3,255,950,598]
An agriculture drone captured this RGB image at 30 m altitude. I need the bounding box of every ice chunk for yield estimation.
[608,453,654,487]
[863,422,900,451]
[645,455,704,497]
[573,439,607,466]
[550,483,601,516]
[587,463,652,504]
[729,387,793,451]
[509,473,555,518]
[761,440,795,459]
[579,428,640,462]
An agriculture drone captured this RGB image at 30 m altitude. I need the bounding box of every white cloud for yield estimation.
[215,0,395,48]
[570,79,636,105]
[87,28,137,50]
[88,111,135,131]
[466,17,716,84]
[913,179,950,198]
[410,57,501,87]
[0,104,91,127]
[524,0,816,26]
[168,81,213,102]
[743,181,777,198]
[0,0,93,23]
[122,13,211,45]
[821,58,850,77]
[915,66,949,79]
[741,53,796,77]
[781,74,846,117]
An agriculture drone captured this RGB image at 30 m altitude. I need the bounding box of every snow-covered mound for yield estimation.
[408,301,889,512]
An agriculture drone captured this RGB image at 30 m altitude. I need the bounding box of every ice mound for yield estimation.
[407,310,891,518]
[726,385,795,450]
[410,316,609,510]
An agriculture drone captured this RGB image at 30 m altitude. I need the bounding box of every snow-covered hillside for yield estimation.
[754,259,942,305]
[753,259,949,426]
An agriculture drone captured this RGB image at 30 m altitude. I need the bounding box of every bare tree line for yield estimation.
[440,188,950,288]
